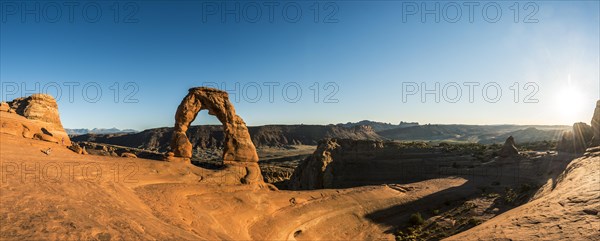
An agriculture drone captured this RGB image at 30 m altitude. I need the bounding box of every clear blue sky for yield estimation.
[1,1,598,130]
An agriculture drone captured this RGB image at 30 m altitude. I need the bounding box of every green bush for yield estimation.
[409,212,424,226]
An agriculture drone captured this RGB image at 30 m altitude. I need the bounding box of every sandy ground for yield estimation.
[1,133,475,241]
[3,133,597,240]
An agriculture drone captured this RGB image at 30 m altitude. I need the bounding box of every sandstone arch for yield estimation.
[169,87,262,184]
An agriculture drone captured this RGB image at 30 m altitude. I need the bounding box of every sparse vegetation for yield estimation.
[468,218,482,226]
[409,212,425,226]
[484,193,500,198]
[504,188,518,204]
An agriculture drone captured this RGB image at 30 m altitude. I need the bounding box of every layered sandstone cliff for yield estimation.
[0,94,71,145]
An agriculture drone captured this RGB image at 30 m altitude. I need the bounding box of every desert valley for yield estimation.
[0,88,598,241]
[1,2,599,240]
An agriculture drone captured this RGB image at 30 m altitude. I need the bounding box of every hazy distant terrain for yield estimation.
[66,128,138,135]
[377,124,570,144]
[71,124,381,152]
[71,121,570,153]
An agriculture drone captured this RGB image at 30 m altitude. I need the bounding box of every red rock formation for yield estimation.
[557,100,600,153]
[590,100,600,147]
[557,122,593,153]
[1,94,71,145]
[498,136,519,157]
[288,138,389,190]
[169,87,262,184]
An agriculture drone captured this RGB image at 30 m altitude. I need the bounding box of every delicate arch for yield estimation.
[170,87,259,163]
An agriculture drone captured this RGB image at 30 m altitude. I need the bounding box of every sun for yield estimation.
[556,76,585,123]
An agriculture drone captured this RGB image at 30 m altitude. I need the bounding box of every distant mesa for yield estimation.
[169,87,263,184]
[0,94,71,145]
[338,120,419,132]
[66,128,138,136]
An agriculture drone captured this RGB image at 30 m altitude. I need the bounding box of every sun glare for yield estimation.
[556,77,585,123]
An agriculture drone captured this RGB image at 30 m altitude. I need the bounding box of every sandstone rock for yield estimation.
[33,132,58,143]
[120,152,137,158]
[558,122,594,153]
[21,124,34,138]
[68,143,85,154]
[288,139,340,190]
[2,94,71,145]
[170,87,262,184]
[448,145,600,241]
[10,94,63,127]
[590,100,600,147]
[0,102,10,112]
[573,122,593,152]
[498,136,519,157]
[171,87,258,162]
[288,138,392,190]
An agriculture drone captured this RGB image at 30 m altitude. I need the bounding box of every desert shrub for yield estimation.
[431,209,440,215]
[395,227,424,241]
[504,188,517,204]
[484,193,500,198]
[409,212,424,226]
[478,186,487,193]
[468,218,482,226]
[519,183,533,193]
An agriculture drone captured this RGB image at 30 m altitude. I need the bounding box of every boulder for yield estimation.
[33,132,58,143]
[68,143,85,154]
[120,152,137,158]
[498,136,519,157]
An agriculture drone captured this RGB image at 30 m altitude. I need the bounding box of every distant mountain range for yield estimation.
[72,124,380,152]
[66,128,138,135]
[70,121,571,153]
[377,124,570,143]
[337,120,419,132]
